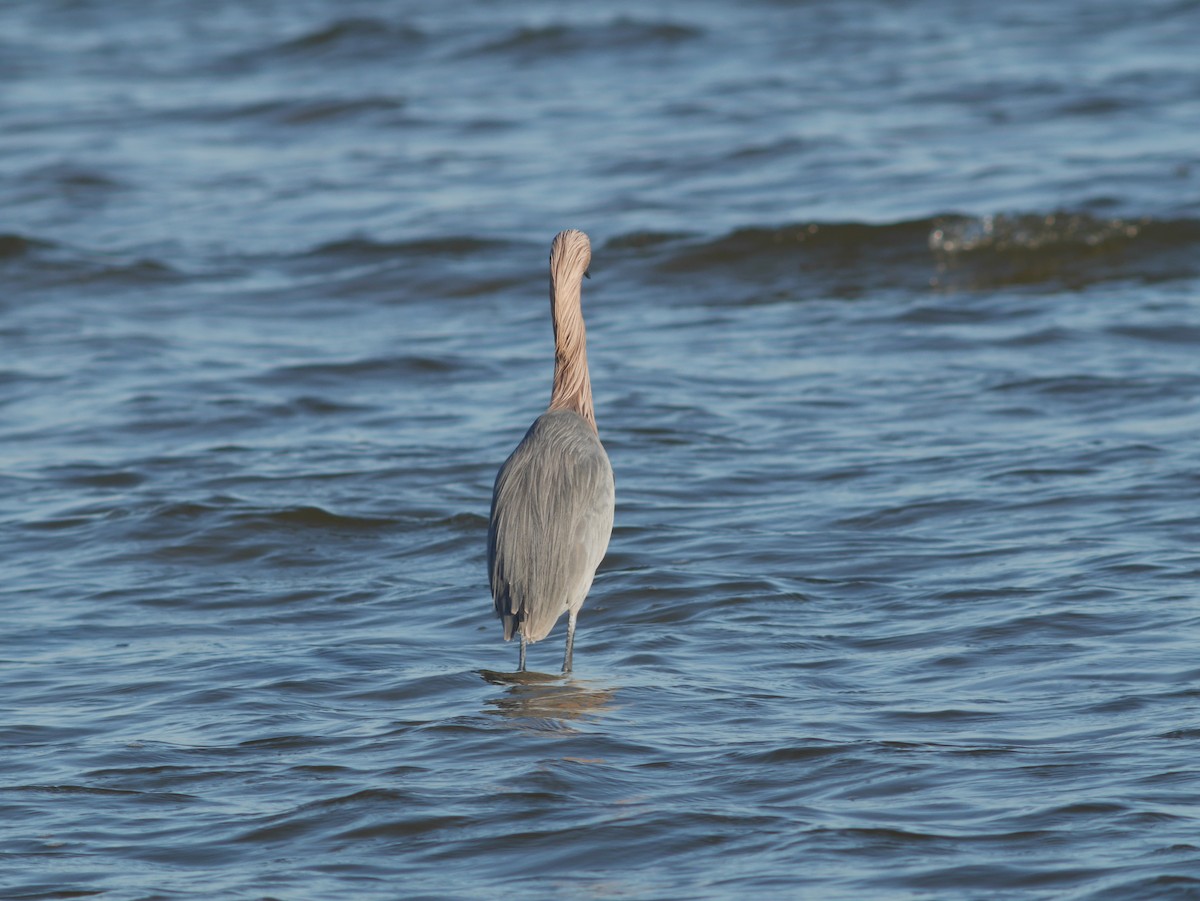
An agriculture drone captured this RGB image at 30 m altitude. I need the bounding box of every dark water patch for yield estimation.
[294,235,521,293]
[3,784,197,805]
[20,516,98,533]
[655,219,933,298]
[305,234,515,262]
[237,505,397,533]
[643,212,1200,299]
[930,213,1200,288]
[970,609,1132,641]
[0,233,55,259]
[995,325,1076,347]
[728,136,822,162]
[336,813,472,843]
[258,240,532,306]
[837,497,996,531]
[988,375,1200,419]
[256,354,489,388]
[891,862,1108,892]
[468,18,702,59]
[115,391,380,435]
[45,466,146,490]
[1108,323,1200,345]
[929,212,1141,254]
[216,96,408,128]
[0,235,180,288]
[449,811,780,875]
[279,17,424,52]
[13,164,126,209]
[41,168,120,192]
[0,724,94,746]
[604,230,696,252]
[290,395,377,416]
[985,464,1096,485]
[113,499,402,566]
[1057,95,1137,117]
[1088,875,1200,901]
[223,18,426,70]
[1160,729,1200,741]
[433,511,488,531]
[1,889,104,901]
[895,301,1003,325]
[735,742,854,765]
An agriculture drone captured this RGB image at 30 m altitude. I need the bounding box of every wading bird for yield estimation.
[488,229,615,673]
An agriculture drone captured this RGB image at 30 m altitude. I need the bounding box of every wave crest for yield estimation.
[614,211,1200,293]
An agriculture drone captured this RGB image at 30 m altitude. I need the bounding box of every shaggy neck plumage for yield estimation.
[547,243,595,432]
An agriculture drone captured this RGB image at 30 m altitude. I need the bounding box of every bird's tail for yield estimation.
[500,610,520,641]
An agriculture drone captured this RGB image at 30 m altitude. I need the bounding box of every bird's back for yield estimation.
[488,410,615,643]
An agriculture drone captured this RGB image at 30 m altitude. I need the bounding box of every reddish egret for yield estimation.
[488,229,615,673]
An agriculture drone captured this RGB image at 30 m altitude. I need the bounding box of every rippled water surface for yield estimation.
[3,1,1200,898]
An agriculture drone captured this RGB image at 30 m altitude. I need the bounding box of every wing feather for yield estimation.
[488,411,615,642]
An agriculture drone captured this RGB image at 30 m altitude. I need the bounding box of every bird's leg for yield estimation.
[518,633,527,672]
[562,610,577,674]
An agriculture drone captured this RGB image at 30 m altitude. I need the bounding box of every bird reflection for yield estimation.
[479,669,615,724]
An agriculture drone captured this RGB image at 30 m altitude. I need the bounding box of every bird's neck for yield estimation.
[548,277,596,431]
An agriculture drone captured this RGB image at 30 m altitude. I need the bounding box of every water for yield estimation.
[3,1,1200,898]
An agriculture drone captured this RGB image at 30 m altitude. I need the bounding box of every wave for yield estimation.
[0,232,178,285]
[305,235,513,263]
[467,18,702,59]
[219,18,425,71]
[0,233,52,259]
[609,211,1200,293]
[214,96,408,127]
[22,164,126,200]
[273,18,425,54]
[237,505,397,532]
[256,354,484,386]
[931,212,1200,289]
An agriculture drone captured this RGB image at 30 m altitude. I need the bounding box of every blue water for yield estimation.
[3,1,1200,899]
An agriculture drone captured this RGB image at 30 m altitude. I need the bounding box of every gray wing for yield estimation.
[488,411,615,642]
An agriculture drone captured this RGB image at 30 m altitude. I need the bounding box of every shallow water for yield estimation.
[3,1,1200,899]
